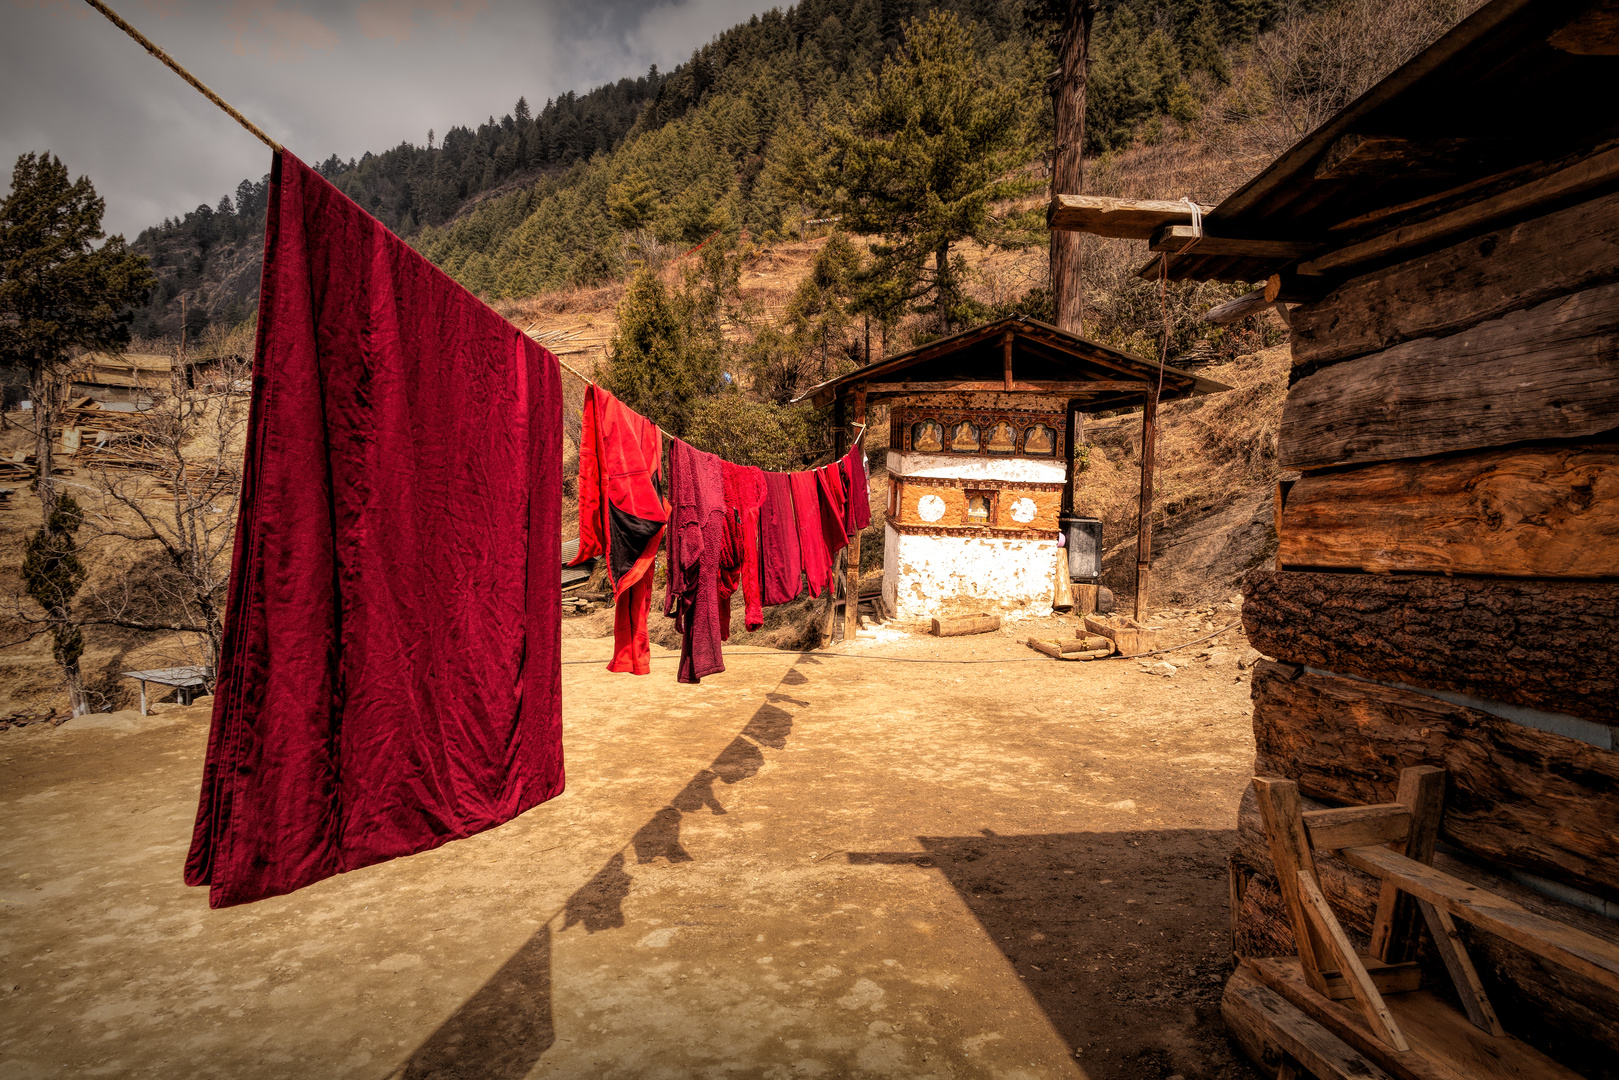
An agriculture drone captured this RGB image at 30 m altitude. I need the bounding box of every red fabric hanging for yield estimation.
[721,461,767,632]
[574,385,668,675]
[759,471,802,606]
[664,439,728,683]
[843,445,872,533]
[791,470,832,597]
[185,151,564,908]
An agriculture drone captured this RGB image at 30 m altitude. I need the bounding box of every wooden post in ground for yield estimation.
[1133,389,1158,621]
[844,388,867,643]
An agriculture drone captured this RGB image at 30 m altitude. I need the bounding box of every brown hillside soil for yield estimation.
[0,612,1263,1080]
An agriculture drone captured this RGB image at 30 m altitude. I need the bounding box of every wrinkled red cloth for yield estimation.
[790,470,832,597]
[843,445,871,533]
[665,440,727,684]
[759,471,801,605]
[574,385,667,675]
[721,462,767,632]
[185,152,564,909]
[816,461,851,556]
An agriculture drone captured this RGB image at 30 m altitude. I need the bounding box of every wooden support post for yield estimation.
[1133,389,1158,621]
[1418,899,1505,1036]
[1062,399,1081,516]
[844,388,867,644]
[1252,777,1334,996]
[1298,870,1410,1050]
[1371,766,1446,963]
[138,680,148,717]
[1002,330,1015,391]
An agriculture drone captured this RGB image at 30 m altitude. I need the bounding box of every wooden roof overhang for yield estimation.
[791,316,1230,410]
[1047,0,1619,291]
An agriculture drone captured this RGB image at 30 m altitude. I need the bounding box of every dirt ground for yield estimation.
[0,610,1264,1080]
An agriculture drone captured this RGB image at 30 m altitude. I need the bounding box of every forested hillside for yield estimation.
[130,0,1336,338]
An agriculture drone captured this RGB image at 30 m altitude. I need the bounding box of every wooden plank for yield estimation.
[1290,188,1619,367]
[1342,843,1619,994]
[1244,571,1619,727]
[1299,143,1619,276]
[1370,767,1446,965]
[1250,956,1590,1080]
[1149,225,1319,259]
[1204,289,1271,326]
[1549,1,1619,54]
[1253,778,1334,994]
[1303,805,1410,852]
[1046,194,1212,239]
[857,379,1148,395]
[931,613,1000,637]
[1278,446,1619,577]
[1313,134,1506,181]
[1234,786,1619,1075]
[1280,280,1619,470]
[1297,870,1410,1050]
[1417,900,1504,1037]
[1222,965,1397,1080]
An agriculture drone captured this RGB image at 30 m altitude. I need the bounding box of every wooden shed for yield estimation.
[1052,1,1619,1076]
[795,316,1228,626]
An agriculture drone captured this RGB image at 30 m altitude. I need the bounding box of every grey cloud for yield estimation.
[1,0,773,239]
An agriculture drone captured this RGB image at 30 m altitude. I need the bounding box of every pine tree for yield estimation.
[824,11,1041,333]
[602,265,724,435]
[1,153,151,713]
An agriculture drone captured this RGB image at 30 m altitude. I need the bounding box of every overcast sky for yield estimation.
[3,0,773,240]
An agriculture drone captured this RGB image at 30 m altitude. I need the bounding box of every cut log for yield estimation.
[1279,279,1619,470]
[1242,571,1619,725]
[931,613,1000,637]
[1222,965,1397,1080]
[1046,194,1213,239]
[1290,188,1619,367]
[1233,787,1619,1077]
[1203,289,1270,325]
[1278,445,1619,577]
[1149,225,1319,259]
[1082,613,1163,654]
[1299,142,1619,276]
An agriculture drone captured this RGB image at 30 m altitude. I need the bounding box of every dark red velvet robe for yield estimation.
[185,152,564,908]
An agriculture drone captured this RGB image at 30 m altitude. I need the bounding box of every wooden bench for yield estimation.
[1223,766,1619,1080]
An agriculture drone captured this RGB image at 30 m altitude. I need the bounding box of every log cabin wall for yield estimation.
[1235,186,1619,1078]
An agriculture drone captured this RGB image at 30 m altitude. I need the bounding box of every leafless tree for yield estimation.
[78,325,251,678]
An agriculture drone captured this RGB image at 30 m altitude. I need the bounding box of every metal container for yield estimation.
[1059,516,1103,582]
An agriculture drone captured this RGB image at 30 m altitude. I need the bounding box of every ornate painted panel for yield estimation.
[890,405,1066,460]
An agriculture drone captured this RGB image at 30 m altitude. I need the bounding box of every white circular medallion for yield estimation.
[916,494,946,522]
[1010,497,1037,524]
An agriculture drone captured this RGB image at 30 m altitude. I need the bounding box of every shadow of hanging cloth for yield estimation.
[742,704,794,749]
[398,926,554,1080]
[632,807,694,864]
[563,852,633,931]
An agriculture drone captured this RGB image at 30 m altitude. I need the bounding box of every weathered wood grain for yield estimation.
[1222,966,1396,1080]
[1046,194,1212,238]
[1279,280,1619,470]
[1251,663,1619,902]
[1242,571,1619,724]
[1278,445,1619,577]
[1291,188,1619,366]
[1233,786,1619,1078]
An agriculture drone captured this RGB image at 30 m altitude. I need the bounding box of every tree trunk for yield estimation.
[1050,3,1096,335]
[934,240,954,332]
[29,364,56,517]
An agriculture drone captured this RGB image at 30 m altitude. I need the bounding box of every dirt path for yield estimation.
[0,616,1262,1079]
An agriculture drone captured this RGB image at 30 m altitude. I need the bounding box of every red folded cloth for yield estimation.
[186,151,564,908]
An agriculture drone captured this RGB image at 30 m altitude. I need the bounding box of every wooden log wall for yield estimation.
[1232,183,1619,1078]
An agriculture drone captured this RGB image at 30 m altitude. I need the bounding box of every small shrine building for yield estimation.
[796,317,1229,623]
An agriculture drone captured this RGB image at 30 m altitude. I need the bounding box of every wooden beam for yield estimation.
[1297,870,1409,1050]
[1369,766,1446,965]
[1417,901,1504,1036]
[1243,571,1619,725]
[1279,280,1619,470]
[1290,187,1619,367]
[1300,143,1619,276]
[1133,385,1158,621]
[1222,965,1398,1080]
[1342,843,1619,994]
[1203,289,1269,325]
[1001,330,1014,390]
[1278,446,1619,578]
[1150,224,1320,260]
[832,378,1148,398]
[1313,134,1506,181]
[1549,1,1619,54]
[1253,778,1335,995]
[1047,194,1213,238]
[844,388,867,645]
[1250,660,1619,902]
[1302,805,1410,852]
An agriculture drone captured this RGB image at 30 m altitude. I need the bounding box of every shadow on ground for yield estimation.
[851,829,1251,1080]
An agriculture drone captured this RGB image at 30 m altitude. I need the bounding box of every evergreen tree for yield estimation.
[602,259,728,435]
[0,152,151,714]
[22,495,90,716]
[824,11,1041,333]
